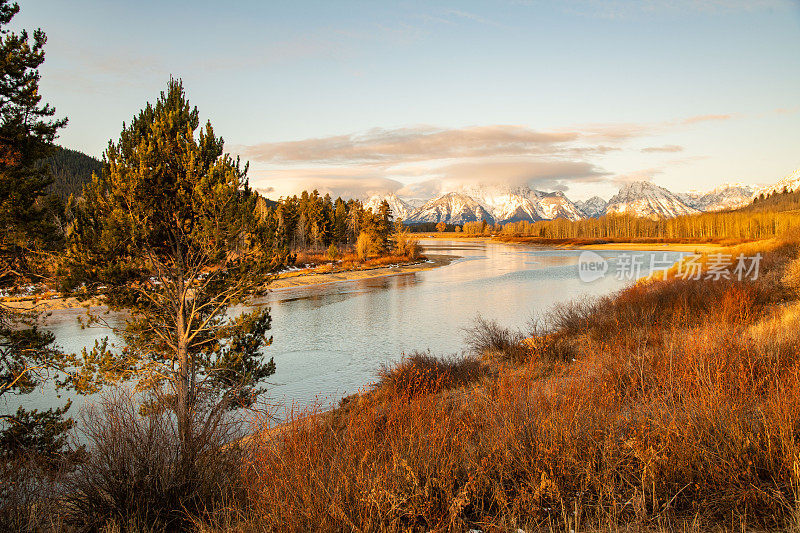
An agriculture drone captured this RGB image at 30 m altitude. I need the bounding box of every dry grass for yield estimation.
[232,240,800,532]
[60,391,249,532]
[293,248,423,274]
[375,351,487,400]
[13,241,800,531]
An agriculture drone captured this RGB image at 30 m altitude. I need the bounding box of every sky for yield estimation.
[11,0,800,201]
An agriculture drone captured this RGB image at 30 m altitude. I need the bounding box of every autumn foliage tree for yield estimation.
[65,80,277,458]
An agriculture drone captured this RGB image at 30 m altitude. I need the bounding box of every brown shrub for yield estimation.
[0,454,69,532]
[464,316,528,363]
[376,351,485,400]
[61,391,247,532]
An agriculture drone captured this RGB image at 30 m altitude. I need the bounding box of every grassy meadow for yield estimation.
[211,238,800,532]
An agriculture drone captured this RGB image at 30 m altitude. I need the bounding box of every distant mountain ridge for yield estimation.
[575,196,606,218]
[605,182,699,219]
[360,166,800,225]
[679,184,754,212]
[408,192,496,225]
[364,192,414,220]
[404,184,585,225]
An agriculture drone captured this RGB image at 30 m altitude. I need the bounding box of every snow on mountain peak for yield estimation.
[680,184,754,212]
[754,167,800,198]
[534,190,584,221]
[575,196,607,218]
[605,181,699,219]
[366,167,800,226]
[406,192,496,225]
[363,193,414,220]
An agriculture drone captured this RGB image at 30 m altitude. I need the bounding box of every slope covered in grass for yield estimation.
[238,240,800,532]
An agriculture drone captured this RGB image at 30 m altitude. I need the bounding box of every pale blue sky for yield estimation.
[13,0,800,200]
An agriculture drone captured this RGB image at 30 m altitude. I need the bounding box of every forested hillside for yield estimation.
[745,187,800,213]
[41,146,102,200]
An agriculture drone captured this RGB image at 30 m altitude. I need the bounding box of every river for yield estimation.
[8,239,684,417]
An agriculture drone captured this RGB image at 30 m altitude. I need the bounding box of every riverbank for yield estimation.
[238,237,800,531]
[268,254,458,289]
[0,255,460,310]
[412,232,739,252]
[15,238,799,531]
[0,293,103,311]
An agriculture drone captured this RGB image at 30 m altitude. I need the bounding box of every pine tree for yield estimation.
[0,0,83,462]
[65,80,276,458]
[376,199,393,244]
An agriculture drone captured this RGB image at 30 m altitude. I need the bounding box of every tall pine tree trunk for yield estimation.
[176,306,190,457]
[175,238,191,460]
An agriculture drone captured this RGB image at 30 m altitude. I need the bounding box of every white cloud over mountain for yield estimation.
[236,113,773,201]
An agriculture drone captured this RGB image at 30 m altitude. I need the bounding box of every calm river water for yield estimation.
[10,240,684,417]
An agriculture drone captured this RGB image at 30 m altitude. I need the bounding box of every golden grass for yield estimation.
[292,249,423,274]
[231,240,800,532]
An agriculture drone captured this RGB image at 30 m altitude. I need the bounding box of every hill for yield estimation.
[744,187,800,213]
[42,146,102,200]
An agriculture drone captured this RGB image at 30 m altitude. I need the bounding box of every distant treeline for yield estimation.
[502,188,800,241]
[258,189,396,253]
[407,220,503,234]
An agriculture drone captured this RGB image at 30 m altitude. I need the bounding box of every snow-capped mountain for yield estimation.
[605,182,699,219]
[753,167,800,198]
[575,196,607,218]
[406,192,496,225]
[459,184,543,223]
[680,185,754,212]
[535,191,584,221]
[456,184,584,223]
[364,193,414,220]
[353,168,800,226]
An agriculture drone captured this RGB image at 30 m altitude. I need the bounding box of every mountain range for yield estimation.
[362,167,800,224]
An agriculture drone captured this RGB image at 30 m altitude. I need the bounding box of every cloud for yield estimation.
[238,125,581,165]
[250,158,605,200]
[443,9,508,28]
[393,159,606,198]
[681,114,733,125]
[396,179,445,199]
[641,144,684,153]
[239,116,733,168]
[249,168,403,199]
[554,0,796,20]
[564,122,653,140]
[432,159,605,188]
[610,168,661,185]
[241,113,742,200]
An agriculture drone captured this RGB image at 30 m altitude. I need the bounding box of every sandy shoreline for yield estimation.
[418,233,730,252]
[566,242,724,253]
[1,254,460,311]
[268,254,458,290]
